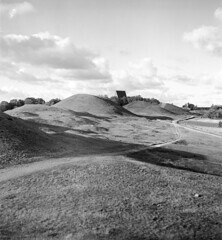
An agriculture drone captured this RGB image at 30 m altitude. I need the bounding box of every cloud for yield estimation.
[214,7,222,21]
[183,26,222,55]
[0,1,34,19]
[119,50,130,56]
[168,74,199,86]
[0,89,8,95]
[112,58,165,93]
[0,32,96,69]
[0,32,112,82]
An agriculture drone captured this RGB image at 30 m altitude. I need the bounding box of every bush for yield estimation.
[46,98,61,106]
[219,121,222,128]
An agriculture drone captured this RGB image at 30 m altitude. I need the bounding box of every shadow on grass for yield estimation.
[127,148,222,177]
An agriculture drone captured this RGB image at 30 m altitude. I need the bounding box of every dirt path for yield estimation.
[151,120,182,148]
[0,155,99,183]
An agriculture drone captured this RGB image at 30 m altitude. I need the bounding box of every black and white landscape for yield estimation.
[0,1,222,239]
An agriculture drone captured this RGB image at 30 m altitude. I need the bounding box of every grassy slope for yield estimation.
[1,108,222,239]
[0,113,142,169]
[124,101,176,118]
[0,156,221,240]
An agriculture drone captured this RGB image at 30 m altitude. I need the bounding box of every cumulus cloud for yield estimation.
[0,32,112,82]
[214,7,222,21]
[0,32,97,69]
[184,6,222,56]
[0,89,8,95]
[112,58,164,92]
[183,26,222,55]
[0,1,34,19]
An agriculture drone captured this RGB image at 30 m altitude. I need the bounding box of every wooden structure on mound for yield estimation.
[116,90,128,106]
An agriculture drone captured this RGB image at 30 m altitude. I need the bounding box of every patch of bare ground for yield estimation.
[0,156,221,240]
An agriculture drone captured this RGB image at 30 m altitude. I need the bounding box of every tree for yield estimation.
[9,99,18,109]
[36,98,45,104]
[110,96,119,105]
[17,99,25,107]
[0,101,10,112]
[119,96,128,106]
[24,97,37,104]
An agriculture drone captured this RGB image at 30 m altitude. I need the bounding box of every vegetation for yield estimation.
[204,105,222,119]
[0,98,61,112]
[99,94,160,106]
[182,102,197,110]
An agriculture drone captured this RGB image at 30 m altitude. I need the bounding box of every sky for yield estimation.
[0,0,222,106]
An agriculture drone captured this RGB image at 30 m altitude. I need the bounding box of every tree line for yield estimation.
[0,98,61,112]
[98,95,160,106]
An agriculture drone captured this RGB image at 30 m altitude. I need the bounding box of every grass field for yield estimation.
[180,118,222,136]
[1,155,222,240]
[1,102,222,239]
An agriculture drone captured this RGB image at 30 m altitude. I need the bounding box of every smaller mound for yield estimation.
[55,94,134,116]
[161,103,189,115]
[124,101,175,117]
[6,104,99,129]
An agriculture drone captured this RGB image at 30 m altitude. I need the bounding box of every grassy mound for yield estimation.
[55,94,135,116]
[161,103,189,115]
[6,104,101,129]
[124,101,176,117]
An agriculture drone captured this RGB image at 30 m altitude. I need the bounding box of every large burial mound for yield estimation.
[0,113,59,168]
[55,94,134,116]
[124,101,176,118]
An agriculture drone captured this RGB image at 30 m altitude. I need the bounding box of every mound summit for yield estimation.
[55,94,134,116]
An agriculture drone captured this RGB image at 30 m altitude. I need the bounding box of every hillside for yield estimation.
[5,104,101,130]
[0,112,59,167]
[124,101,176,117]
[55,94,135,116]
[0,112,141,169]
[161,103,189,115]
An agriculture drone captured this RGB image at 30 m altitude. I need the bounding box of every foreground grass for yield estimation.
[0,156,222,240]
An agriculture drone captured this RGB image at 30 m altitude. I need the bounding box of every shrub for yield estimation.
[46,98,61,106]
